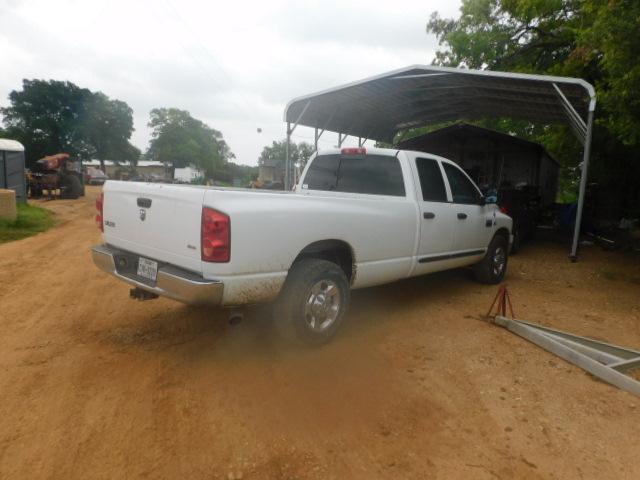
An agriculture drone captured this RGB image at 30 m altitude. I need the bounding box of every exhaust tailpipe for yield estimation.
[129,288,159,301]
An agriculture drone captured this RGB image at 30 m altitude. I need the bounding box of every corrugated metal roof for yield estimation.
[0,139,25,152]
[284,65,595,144]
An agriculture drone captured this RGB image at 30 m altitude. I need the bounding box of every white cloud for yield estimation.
[0,0,461,164]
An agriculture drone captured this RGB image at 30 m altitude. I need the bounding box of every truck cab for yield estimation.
[297,147,511,278]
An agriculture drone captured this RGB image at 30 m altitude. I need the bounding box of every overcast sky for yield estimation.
[1,0,461,165]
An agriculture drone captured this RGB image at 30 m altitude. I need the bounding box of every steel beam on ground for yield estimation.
[494,316,640,397]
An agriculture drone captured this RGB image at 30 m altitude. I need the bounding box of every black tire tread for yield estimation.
[474,234,508,284]
[60,174,82,199]
[274,258,350,345]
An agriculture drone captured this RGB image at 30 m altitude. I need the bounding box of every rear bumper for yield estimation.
[91,244,223,305]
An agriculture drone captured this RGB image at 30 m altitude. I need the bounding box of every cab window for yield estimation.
[415,158,447,202]
[443,163,481,204]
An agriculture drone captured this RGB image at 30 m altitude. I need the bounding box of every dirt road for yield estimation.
[1,186,639,479]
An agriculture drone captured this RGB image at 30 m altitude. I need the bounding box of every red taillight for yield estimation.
[341,147,366,155]
[201,207,230,263]
[95,192,104,232]
[500,206,509,215]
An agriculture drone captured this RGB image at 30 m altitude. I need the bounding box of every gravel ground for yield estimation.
[0,186,639,479]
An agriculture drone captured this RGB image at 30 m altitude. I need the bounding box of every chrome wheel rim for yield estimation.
[304,280,341,332]
[493,246,506,276]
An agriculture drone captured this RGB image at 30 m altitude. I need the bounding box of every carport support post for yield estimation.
[285,122,291,190]
[284,100,311,190]
[570,107,595,262]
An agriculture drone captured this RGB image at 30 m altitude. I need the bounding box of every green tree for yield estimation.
[79,92,139,167]
[426,0,640,207]
[147,108,234,179]
[1,79,137,166]
[258,139,314,171]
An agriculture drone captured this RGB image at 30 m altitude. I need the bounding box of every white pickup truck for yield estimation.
[92,147,512,343]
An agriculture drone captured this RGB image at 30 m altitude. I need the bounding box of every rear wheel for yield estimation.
[474,234,508,284]
[274,258,350,345]
[60,174,82,199]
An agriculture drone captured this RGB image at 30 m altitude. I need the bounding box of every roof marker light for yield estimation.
[341,147,366,155]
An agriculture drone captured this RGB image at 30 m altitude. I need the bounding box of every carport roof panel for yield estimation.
[284,65,595,143]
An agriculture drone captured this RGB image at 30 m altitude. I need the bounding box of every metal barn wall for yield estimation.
[398,127,559,207]
[538,153,560,205]
[1,150,27,203]
[404,134,539,187]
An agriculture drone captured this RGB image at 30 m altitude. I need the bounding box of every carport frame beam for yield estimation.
[570,105,595,262]
[285,100,311,190]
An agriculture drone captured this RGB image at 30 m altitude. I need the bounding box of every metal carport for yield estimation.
[284,65,596,261]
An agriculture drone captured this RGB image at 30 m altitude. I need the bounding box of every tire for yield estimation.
[474,234,509,284]
[274,258,350,345]
[60,174,82,199]
[510,226,521,254]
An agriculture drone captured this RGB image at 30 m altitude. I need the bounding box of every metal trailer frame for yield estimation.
[284,65,596,260]
[494,316,640,397]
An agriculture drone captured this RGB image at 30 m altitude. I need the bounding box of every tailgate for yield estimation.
[102,181,205,274]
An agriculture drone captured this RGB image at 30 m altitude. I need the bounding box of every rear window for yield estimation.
[304,155,339,191]
[303,154,405,197]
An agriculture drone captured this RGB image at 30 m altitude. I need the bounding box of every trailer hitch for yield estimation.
[129,288,159,301]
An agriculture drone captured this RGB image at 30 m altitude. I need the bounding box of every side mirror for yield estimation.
[484,194,498,205]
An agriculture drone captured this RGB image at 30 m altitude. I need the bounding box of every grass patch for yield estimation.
[0,202,55,244]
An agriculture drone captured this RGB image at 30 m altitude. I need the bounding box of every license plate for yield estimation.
[137,257,158,281]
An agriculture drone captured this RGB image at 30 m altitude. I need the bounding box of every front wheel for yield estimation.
[274,258,350,345]
[474,235,508,284]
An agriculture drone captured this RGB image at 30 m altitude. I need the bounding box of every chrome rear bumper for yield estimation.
[91,244,223,305]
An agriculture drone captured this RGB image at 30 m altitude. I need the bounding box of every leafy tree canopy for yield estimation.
[426,0,640,206]
[428,0,640,145]
[1,79,138,165]
[258,140,314,170]
[146,108,234,178]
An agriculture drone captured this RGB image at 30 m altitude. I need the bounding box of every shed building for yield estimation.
[0,139,27,203]
[397,123,560,206]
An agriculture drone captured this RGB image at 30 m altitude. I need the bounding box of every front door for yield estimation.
[442,162,492,254]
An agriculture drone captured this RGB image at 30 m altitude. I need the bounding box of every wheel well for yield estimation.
[292,240,355,283]
[495,227,510,241]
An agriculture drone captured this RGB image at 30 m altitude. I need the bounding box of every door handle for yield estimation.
[457,213,468,220]
[137,197,152,208]
[423,212,436,219]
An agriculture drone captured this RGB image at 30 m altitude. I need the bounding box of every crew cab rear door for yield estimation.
[411,156,456,269]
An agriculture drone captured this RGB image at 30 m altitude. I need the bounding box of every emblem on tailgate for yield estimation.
[139,209,146,221]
